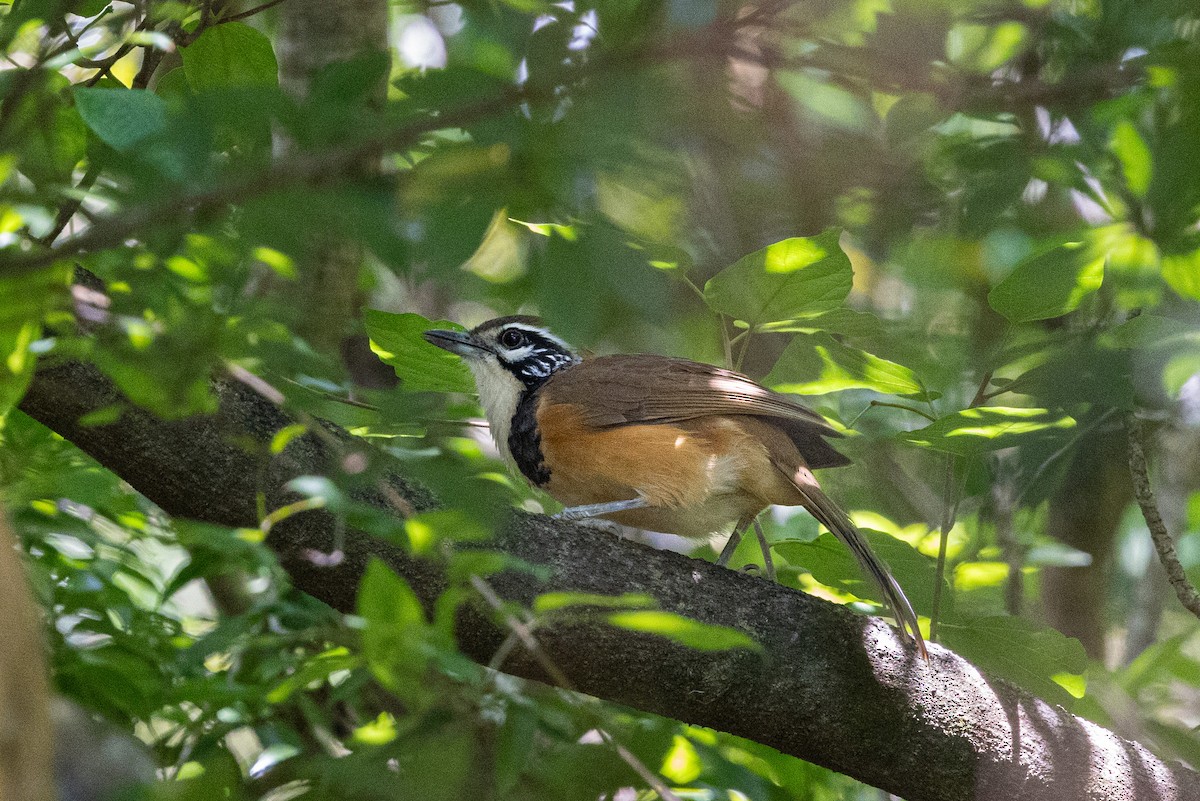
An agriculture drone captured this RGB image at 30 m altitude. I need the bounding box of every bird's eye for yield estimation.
[500,328,526,348]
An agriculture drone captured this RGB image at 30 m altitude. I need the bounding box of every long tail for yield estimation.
[791,470,928,659]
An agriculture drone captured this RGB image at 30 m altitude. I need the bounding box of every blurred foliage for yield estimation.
[3,0,1200,797]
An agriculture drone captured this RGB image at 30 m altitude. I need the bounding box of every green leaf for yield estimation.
[73,87,167,152]
[1164,351,1200,396]
[364,309,474,393]
[704,230,853,326]
[534,591,656,615]
[765,333,922,396]
[775,529,940,614]
[358,559,427,630]
[938,616,1087,708]
[1110,121,1152,198]
[898,407,1076,455]
[358,559,436,706]
[756,308,884,338]
[18,93,87,182]
[495,703,538,795]
[182,22,279,91]
[1108,314,1200,349]
[607,610,759,652]
[0,265,69,421]
[405,509,491,556]
[266,646,361,703]
[987,242,1105,322]
[1161,250,1200,302]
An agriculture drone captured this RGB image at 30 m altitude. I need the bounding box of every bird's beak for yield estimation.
[423,329,489,358]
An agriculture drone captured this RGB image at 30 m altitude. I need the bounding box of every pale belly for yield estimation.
[603,493,768,539]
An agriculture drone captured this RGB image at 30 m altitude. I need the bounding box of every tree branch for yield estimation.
[17,357,1200,801]
[1126,414,1200,619]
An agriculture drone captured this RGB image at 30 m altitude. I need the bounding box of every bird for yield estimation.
[424,315,927,657]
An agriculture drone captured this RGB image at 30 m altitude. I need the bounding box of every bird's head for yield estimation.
[424,316,580,393]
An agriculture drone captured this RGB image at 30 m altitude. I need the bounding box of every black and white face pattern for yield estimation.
[472,317,580,390]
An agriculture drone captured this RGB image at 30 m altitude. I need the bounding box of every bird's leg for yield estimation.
[752,516,776,582]
[716,516,751,567]
[554,496,650,522]
[716,516,776,581]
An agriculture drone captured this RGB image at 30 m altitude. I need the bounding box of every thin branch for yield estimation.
[34,164,102,247]
[928,454,960,641]
[468,576,683,801]
[220,0,291,25]
[868,400,937,422]
[733,328,753,372]
[1125,414,1200,620]
[929,369,992,638]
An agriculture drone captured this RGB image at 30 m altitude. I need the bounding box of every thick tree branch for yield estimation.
[17,359,1200,801]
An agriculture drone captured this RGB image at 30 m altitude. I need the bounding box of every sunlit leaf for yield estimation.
[775,529,941,614]
[938,616,1087,708]
[1110,121,1152,198]
[898,407,1076,455]
[987,242,1105,322]
[405,509,491,556]
[0,265,69,420]
[182,22,279,90]
[607,610,759,652]
[358,559,436,706]
[353,712,399,746]
[704,230,853,326]
[266,647,361,703]
[765,334,922,396]
[756,308,884,338]
[364,310,474,394]
[1164,351,1200,396]
[1161,250,1200,302]
[534,591,656,614]
[270,423,308,455]
[661,735,702,784]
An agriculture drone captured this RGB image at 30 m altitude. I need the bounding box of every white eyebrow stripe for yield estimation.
[502,323,575,353]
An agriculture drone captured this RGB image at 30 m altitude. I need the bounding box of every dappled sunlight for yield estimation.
[10,0,1200,797]
[707,375,769,395]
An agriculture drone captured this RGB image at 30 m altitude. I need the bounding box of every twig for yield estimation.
[219,0,291,25]
[1125,414,1200,620]
[226,361,416,520]
[928,454,960,641]
[34,164,102,247]
[469,576,683,801]
[733,328,754,372]
[968,369,994,408]
[929,369,992,638]
[1014,407,1117,508]
[868,400,937,422]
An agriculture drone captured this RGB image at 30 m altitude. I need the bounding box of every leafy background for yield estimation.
[3,0,1200,798]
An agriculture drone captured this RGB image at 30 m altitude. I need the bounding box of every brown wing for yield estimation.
[542,354,851,469]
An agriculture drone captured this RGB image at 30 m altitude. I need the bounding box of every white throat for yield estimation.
[467,359,526,466]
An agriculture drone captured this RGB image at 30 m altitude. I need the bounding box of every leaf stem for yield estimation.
[868,400,937,422]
